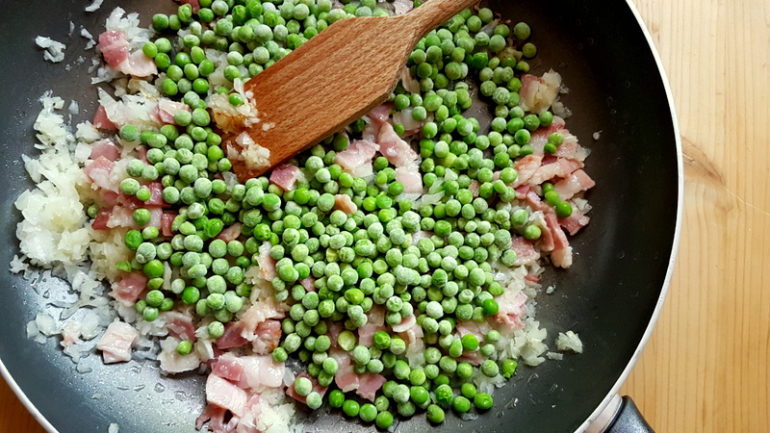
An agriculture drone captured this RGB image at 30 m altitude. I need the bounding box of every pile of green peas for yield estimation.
[84,0,584,428]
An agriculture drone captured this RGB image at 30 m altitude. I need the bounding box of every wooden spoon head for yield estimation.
[221,15,419,179]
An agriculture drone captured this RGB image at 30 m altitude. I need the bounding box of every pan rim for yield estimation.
[573,1,684,431]
[0,0,684,432]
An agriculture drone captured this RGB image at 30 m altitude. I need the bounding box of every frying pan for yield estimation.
[0,0,682,432]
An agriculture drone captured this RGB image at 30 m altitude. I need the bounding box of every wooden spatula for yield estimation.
[222,0,479,178]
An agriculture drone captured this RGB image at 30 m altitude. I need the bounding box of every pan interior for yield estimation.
[0,1,678,432]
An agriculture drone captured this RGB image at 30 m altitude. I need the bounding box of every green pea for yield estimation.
[452,396,472,413]
[176,340,193,355]
[465,391,490,412]
[523,224,542,240]
[342,399,360,417]
[375,411,394,429]
[142,307,159,321]
[427,404,445,424]
[207,321,225,338]
[354,402,375,423]
[323,389,343,409]
[294,377,312,397]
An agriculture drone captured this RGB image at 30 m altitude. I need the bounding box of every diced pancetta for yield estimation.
[391,314,416,333]
[216,323,249,350]
[92,209,111,230]
[544,212,572,269]
[84,156,117,191]
[217,223,242,242]
[554,133,589,162]
[161,212,176,237]
[559,208,590,236]
[399,66,420,93]
[469,180,480,196]
[356,373,387,401]
[98,30,157,77]
[330,349,359,392]
[538,215,556,252]
[106,206,134,229]
[142,181,168,207]
[92,105,117,131]
[511,237,540,266]
[238,301,284,341]
[233,395,262,433]
[154,99,190,125]
[212,354,246,383]
[98,31,129,68]
[519,70,562,114]
[545,212,569,250]
[528,157,583,186]
[159,336,201,374]
[513,154,543,187]
[163,311,196,341]
[391,108,426,134]
[356,306,385,346]
[524,191,548,212]
[122,50,158,77]
[528,118,567,154]
[96,321,138,363]
[456,321,491,340]
[334,194,358,214]
[362,120,380,143]
[551,245,574,269]
[327,321,343,349]
[252,320,281,355]
[110,272,147,306]
[458,350,484,366]
[553,169,596,200]
[334,139,379,178]
[195,404,239,433]
[395,165,423,193]
[89,139,120,161]
[525,274,540,283]
[206,374,248,417]
[492,290,528,331]
[300,277,316,292]
[399,315,425,367]
[136,146,149,163]
[100,191,120,207]
[377,122,418,167]
[269,164,302,191]
[367,306,385,327]
[356,323,382,347]
[256,242,276,281]
[368,104,391,124]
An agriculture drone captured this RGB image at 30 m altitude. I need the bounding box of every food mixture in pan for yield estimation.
[14,0,590,431]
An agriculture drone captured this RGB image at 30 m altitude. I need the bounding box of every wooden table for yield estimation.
[619,1,770,432]
[2,1,768,432]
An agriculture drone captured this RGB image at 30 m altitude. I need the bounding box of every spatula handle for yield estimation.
[406,0,480,32]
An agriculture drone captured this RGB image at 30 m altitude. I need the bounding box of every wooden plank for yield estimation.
[621,1,770,432]
[0,379,46,433]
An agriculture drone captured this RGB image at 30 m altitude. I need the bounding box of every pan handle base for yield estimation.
[605,396,656,433]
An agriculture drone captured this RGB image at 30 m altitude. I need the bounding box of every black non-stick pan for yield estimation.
[0,0,681,432]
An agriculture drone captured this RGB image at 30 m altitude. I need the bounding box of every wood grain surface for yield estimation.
[2,1,768,432]
[619,0,770,432]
